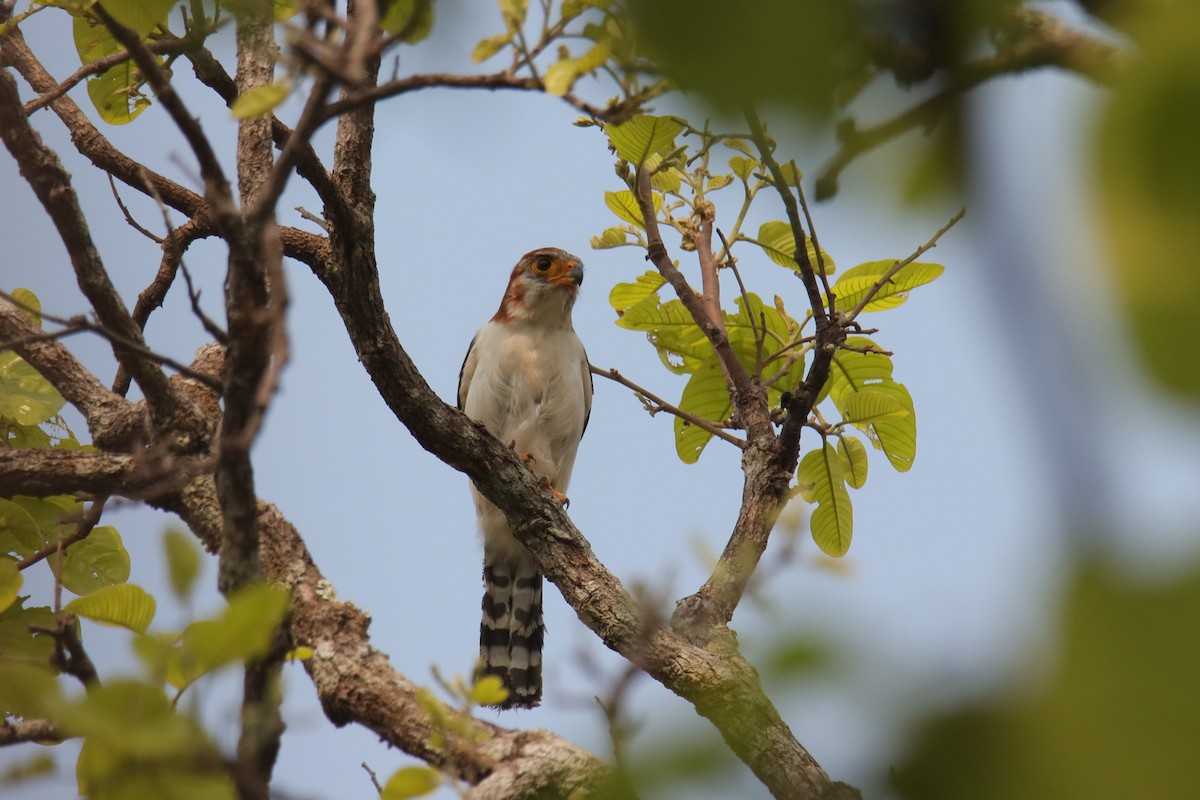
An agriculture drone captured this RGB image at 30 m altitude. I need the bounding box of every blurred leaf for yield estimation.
[230,81,291,120]
[0,498,45,558]
[9,288,41,327]
[894,559,1200,799]
[66,583,156,633]
[98,0,175,36]
[163,528,201,600]
[380,0,434,42]
[606,114,686,167]
[0,559,20,615]
[797,442,853,556]
[0,661,63,719]
[0,352,66,426]
[0,598,55,662]
[629,0,860,116]
[60,526,130,596]
[544,41,610,96]
[471,32,512,63]
[729,155,757,181]
[382,765,440,799]
[591,226,630,249]
[468,674,509,706]
[1098,3,1200,400]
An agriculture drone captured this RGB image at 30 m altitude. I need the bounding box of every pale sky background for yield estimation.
[4,2,1200,799]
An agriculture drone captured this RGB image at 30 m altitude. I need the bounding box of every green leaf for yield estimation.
[380,0,434,42]
[617,297,712,374]
[9,288,42,327]
[468,674,510,706]
[0,498,45,558]
[60,526,130,596]
[839,389,909,424]
[729,155,757,180]
[603,189,660,229]
[0,599,55,662]
[751,221,835,275]
[857,381,917,472]
[0,352,66,426]
[543,41,610,96]
[0,662,63,719]
[179,583,288,676]
[498,0,527,28]
[605,114,686,167]
[382,766,440,800]
[674,363,730,463]
[609,270,666,312]
[98,0,175,36]
[471,32,512,63]
[0,559,20,615]
[230,81,291,120]
[66,583,156,633]
[163,528,201,600]
[830,260,944,313]
[72,13,151,125]
[797,443,854,556]
[838,435,869,489]
[590,226,629,249]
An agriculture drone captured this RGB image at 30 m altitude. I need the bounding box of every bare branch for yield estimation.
[0,719,64,747]
[17,497,109,572]
[592,365,746,448]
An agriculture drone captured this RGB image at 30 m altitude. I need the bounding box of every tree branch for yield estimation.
[0,719,63,747]
[592,365,746,448]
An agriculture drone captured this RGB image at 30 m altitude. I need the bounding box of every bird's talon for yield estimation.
[538,476,569,506]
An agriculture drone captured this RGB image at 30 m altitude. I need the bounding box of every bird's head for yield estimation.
[492,247,585,327]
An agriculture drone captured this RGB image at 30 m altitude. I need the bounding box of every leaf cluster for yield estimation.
[594,116,947,555]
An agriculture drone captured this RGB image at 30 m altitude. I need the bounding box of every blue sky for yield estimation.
[4,3,1200,799]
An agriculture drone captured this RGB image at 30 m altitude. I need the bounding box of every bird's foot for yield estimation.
[538,476,569,508]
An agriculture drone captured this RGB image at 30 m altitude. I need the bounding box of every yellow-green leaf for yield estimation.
[751,221,835,275]
[10,288,41,327]
[830,260,944,313]
[674,363,730,463]
[60,526,130,596]
[859,382,917,472]
[382,766,441,800]
[230,81,291,120]
[0,559,20,615]
[838,435,869,489]
[0,662,63,720]
[729,155,757,180]
[603,189,660,229]
[797,443,853,556]
[72,13,151,125]
[617,297,712,374]
[609,270,665,312]
[0,498,45,558]
[98,0,175,36]
[286,645,313,661]
[67,583,156,633]
[471,32,512,63]
[839,389,909,424]
[0,352,66,426]
[606,114,686,167]
[590,226,629,249]
[0,599,55,662]
[380,0,434,43]
[163,528,201,600]
[469,674,509,706]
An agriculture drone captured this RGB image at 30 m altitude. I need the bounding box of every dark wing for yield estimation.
[457,334,479,411]
[580,351,593,438]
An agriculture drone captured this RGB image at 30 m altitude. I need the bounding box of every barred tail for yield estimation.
[479,552,544,708]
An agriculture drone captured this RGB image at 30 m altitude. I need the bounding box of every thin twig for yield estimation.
[591,365,746,449]
[16,497,109,572]
[845,207,965,322]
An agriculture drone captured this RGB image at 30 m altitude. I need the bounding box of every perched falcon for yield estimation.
[457,247,592,708]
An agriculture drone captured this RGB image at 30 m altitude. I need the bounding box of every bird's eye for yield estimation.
[535,256,553,272]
